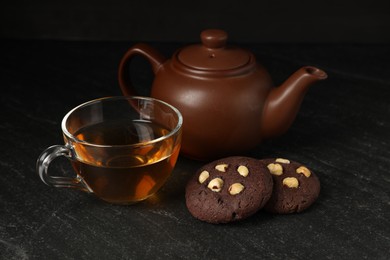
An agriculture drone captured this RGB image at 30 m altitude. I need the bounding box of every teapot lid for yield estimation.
[177,29,251,71]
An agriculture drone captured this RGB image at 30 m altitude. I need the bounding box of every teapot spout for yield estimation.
[261,66,327,139]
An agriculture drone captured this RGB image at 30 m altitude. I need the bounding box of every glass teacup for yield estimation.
[36,96,182,204]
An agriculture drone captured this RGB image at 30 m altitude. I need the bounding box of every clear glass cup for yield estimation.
[36,96,183,204]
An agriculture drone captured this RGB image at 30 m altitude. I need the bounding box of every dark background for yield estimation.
[1,0,389,43]
[1,1,390,259]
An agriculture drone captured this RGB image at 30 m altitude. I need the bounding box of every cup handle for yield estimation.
[36,145,91,192]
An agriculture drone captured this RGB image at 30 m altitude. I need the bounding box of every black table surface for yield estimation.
[1,40,389,259]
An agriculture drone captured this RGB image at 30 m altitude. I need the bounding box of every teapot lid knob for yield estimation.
[176,29,252,71]
[200,29,227,49]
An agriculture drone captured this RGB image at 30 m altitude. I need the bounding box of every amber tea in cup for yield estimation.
[36,96,182,204]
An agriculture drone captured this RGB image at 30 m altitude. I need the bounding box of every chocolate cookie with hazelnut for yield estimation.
[260,158,321,214]
[185,156,273,224]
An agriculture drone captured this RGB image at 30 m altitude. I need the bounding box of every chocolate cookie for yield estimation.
[260,158,320,214]
[185,156,273,224]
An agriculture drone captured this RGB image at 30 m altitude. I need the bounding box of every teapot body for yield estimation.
[151,56,273,160]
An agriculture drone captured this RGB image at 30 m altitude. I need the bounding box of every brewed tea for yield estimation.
[71,119,180,204]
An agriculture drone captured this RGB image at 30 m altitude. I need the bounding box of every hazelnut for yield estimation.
[267,163,283,176]
[228,183,245,195]
[296,166,311,177]
[215,164,228,172]
[207,178,224,192]
[283,177,299,188]
[198,170,210,184]
[237,165,249,177]
[275,158,290,164]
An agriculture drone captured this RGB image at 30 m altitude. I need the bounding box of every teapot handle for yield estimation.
[118,43,166,96]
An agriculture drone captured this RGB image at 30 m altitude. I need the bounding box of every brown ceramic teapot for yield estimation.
[118,29,327,160]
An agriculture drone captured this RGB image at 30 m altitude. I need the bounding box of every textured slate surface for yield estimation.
[0,40,389,259]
